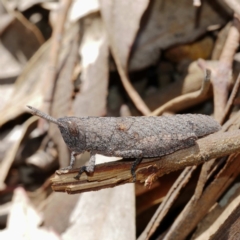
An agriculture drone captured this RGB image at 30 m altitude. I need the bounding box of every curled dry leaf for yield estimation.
[144,61,209,111]
[129,0,227,71]
[150,68,211,116]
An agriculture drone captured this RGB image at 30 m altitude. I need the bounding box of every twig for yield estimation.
[211,23,231,60]
[192,87,240,201]
[210,15,240,121]
[51,130,240,194]
[115,56,151,115]
[197,71,240,189]
[161,71,240,236]
[150,69,211,116]
[220,15,240,65]
[193,17,240,201]
[100,0,150,115]
[220,72,240,125]
[164,153,240,240]
[138,166,196,240]
[43,0,72,113]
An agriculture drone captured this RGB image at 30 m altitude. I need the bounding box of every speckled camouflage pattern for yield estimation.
[58,114,220,158]
[28,106,221,180]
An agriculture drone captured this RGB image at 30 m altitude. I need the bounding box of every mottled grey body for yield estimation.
[27,106,221,180]
[59,114,220,158]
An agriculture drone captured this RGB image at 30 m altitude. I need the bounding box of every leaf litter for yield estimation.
[1,1,240,239]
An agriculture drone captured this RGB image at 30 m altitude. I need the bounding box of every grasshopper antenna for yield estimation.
[27,106,60,126]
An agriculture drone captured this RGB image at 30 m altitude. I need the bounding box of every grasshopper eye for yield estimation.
[67,121,78,137]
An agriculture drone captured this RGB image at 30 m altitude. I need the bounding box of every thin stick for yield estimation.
[51,130,240,194]
[138,166,196,240]
[113,54,151,116]
[213,16,240,121]
[44,0,72,112]
[220,72,240,125]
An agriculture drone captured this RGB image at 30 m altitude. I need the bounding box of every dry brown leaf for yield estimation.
[211,22,231,60]
[73,15,109,117]
[7,187,42,229]
[150,68,211,116]
[43,156,135,239]
[62,184,135,240]
[0,23,79,127]
[0,1,239,238]
[99,0,149,71]
[26,147,58,171]
[144,61,209,111]
[129,0,227,71]
[0,18,41,79]
[222,0,240,16]
[0,187,60,240]
[42,192,80,234]
[0,41,49,126]
[43,0,72,114]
